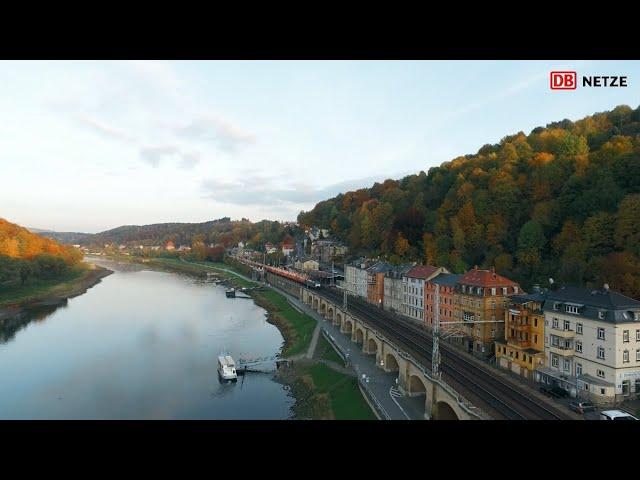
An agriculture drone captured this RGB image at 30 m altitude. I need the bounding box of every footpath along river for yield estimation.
[0,258,294,419]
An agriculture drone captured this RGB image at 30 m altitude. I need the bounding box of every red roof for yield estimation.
[406,265,439,279]
[459,267,518,288]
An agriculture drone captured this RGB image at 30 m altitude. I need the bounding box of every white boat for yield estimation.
[217,354,237,381]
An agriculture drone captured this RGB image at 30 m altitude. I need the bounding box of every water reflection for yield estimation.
[0,260,294,419]
[0,302,67,344]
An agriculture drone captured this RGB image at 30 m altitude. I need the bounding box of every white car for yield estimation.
[600,410,638,421]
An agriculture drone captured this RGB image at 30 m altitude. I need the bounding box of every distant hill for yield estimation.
[298,104,640,299]
[72,217,296,249]
[29,229,92,245]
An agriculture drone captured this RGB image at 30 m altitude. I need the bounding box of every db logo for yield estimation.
[550,71,577,90]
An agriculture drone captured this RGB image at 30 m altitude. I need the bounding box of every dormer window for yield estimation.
[598,311,605,320]
[565,305,580,314]
[553,302,560,311]
[513,286,519,294]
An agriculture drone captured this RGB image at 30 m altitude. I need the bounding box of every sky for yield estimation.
[1,60,639,233]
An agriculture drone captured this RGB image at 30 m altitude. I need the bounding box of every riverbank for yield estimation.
[0,263,113,322]
[98,254,375,419]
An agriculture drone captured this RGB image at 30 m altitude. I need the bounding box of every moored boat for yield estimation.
[217,354,237,381]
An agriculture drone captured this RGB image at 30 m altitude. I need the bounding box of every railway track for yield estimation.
[318,287,569,420]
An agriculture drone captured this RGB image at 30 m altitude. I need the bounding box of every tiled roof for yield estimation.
[547,285,640,309]
[429,273,463,287]
[459,267,518,288]
[407,265,439,279]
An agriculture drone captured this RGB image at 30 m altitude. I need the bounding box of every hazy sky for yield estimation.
[1,60,639,233]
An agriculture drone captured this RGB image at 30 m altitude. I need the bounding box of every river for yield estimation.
[0,258,295,419]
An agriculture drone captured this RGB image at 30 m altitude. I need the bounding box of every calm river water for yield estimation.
[0,259,295,419]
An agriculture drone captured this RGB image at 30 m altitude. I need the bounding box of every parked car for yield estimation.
[600,410,638,421]
[568,401,597,414]
[539,384,569,398]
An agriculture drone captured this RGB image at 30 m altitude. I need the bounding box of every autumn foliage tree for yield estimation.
[297,104,640,298]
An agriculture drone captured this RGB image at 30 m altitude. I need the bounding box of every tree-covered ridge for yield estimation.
[79,217,296,251]
[0,218,84,288]
[298,104,640,299]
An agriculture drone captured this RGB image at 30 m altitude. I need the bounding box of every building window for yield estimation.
[563,319,571,331]
[576,363,582,376]
[597,369,605,379]
[597,346,605,360]
[552,318,559,329]
[491,288,496,295]
[598,311,605,320]
[553,302,560,311]
[514,286,519,294]
[623,330,629,343]
[502,287,508,295]
[564,359,571,372]
[598,327,605,340]
[623,350,630,363]
[575,341,582,353]
[636,350,640,362]
[463,311,474,322]
[534,334,538,344]
[576,323,583,334]
[566,305,579,314]
[637,330,640,342]
[551,354,559,368]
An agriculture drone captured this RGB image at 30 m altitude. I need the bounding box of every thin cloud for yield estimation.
[201,174,402,208]
[77,114,136,144]
[139,145,179,168]
[175,116,256,153]
[179,152,201,170]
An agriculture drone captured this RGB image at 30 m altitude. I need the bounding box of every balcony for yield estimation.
[549,345,575,357]
[511,321,530,331]
[550,327,575,339]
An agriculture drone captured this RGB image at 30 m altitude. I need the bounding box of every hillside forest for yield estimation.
[297,104,640,299]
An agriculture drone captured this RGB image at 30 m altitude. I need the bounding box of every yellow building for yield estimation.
[495,291,546,380]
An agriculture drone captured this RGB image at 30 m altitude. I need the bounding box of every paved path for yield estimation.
[278,289,426,420]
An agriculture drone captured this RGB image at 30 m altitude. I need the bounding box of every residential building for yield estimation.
[536,285,640,405]
[383,264,413,314]
[402,265,448,323]
[424,273,463,329]
[294,257,319,272]
[344,258,375,299]
[165,241,175,251]
[454,266,521,359]
[281,240,294,257]
[495,290,546,380]
[366,262,393,308]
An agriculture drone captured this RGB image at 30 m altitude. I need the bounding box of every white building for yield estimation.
[344,259,373,299]
[383,264,413,314]
[536,285,640,405]
[401,265,448,322]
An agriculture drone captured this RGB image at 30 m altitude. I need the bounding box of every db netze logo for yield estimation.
[550,71,577,90]
[550,71,629,90]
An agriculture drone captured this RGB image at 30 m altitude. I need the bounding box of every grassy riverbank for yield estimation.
[281,362,376,420]
[0,263,113,315]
